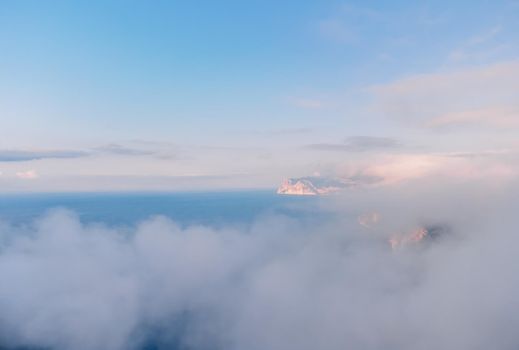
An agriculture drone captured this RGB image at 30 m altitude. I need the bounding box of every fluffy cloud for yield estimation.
[1,181,519,349]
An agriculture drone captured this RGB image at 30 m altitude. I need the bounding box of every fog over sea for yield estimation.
[1,183,519,350]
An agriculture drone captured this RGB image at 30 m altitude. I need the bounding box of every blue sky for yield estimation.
[1,0,519,191]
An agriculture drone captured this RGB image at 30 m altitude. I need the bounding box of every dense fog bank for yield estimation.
[1,182,518,350]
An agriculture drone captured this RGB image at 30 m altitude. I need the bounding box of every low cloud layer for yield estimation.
[1,181,519,350]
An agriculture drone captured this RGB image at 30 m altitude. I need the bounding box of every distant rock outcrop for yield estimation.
[388,225,450,249]
[357,211,450,249]
[358,212,381,228]
[277,176,355,195]
[388,227,429,249]
[277,174,384,196]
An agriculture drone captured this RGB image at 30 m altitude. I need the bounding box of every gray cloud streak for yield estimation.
[306,136,401,152]
[0,150,88,162]
[94,144,157,156]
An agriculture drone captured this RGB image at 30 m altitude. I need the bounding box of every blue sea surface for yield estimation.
[0,190,332,228]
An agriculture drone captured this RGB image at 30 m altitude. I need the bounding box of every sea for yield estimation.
[0,190,333,229]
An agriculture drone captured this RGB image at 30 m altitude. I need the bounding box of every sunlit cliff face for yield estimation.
[357,211,439,249]
[277,179,319,195]
[276,177,351,195]
[389,227,428,249]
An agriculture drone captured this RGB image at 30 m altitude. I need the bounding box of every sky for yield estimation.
[1,0,519,191]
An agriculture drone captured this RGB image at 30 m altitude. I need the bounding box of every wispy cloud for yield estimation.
[448,25,504,62]
[372,60,519,129]
[251,128,313,136]
[0,150,87,162]
[16,170,38,179]
[306,136,402,152]
[468,25,502,46]
[94,144,157,156]
[289,97,323,109]
[438,149,514,159]
[317,19,356,43]
[315,4,383,44]
[425,106,519,129]
[360,152,519,185]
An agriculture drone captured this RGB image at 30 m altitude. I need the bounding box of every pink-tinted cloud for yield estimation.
[425,106,519,129]
[372,60,519,129]
[16,170,39,179]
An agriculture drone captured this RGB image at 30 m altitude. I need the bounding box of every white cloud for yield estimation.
[325,150,519,186]
[1,181,519,349]
[16,170,39,179]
